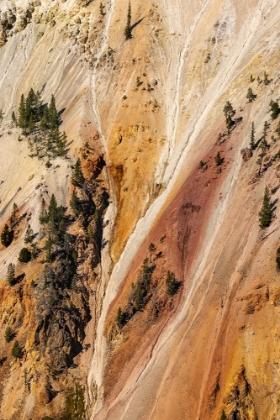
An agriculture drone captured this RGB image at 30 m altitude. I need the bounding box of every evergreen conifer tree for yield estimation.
[4,326,14,342]
[24,224,34,244]
[48,194,58,223]
[57,131,67,156]
[259,186,272,229]
[223,101,235,133]
[48,95,59,129]
[11,340,23,358]
[40,104,49,131]
[70,189,81,216]
[39,198,49,224]
[116,307,125,327]
[6,263,15,285]
[71,159,85,187]
[246,87,256,102]
[263,71,270,85]
[12,111,17,125]
[1,224,13,247]
[10,203,18,225]
[124,1,132,40]
[18,94,27,129]
[166,271,177,295]
[250,122,255,150]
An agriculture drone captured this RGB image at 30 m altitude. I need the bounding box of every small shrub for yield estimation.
[4,326,15,343]
[148,243,156,253]
[11,340,23,359]
[269,100,280,120]
[263,71,270,85]
[215,151,223,166]
[18,247,31,263]
[116,307,125,327]
[60,383,86,420]
[246,87,256,102]
[99,2,105,15]
[220,411,227,420]
[165,271,178,296]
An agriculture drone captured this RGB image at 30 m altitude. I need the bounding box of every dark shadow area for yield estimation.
[271,197,278,212]
[58,107,66,125]
[261,228,277,241]
[131,17,145,31]
[0,357,7,366]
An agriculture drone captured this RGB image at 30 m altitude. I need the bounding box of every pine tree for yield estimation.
[70,189,82,216]
[223,101,235,133]
[25,88,36,119]
[33,90,43,121]
[6,263,16,285]
[246,87,256,102]
[28,113,35,133]
[124,1,132,40]
[40,104,49,131]
[134,282,144,310]
[256,153,264,177]
[48,95,59,129]
[250,122,255,150]
[24,224,34,244]
[10,202,18,225]
[71,159,85,187]
[48,194,58,225]
[116,307,125,327]
[11,340,23,359]
[261,121,270,150]
[259,186,272,229]
[1,224,13,247]
[18,94,27,129]
[39,198,49,224]
[166,271,177,296]
[263,71,270,85]
[56,130,67,157]
[4,326,14,342]
[45,233,53,263]
[12,111,17,125]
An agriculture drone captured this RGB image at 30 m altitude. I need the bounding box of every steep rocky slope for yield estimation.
[0,0,280,419]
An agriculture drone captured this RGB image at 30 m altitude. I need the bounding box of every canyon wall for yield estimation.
[0,0,279,419]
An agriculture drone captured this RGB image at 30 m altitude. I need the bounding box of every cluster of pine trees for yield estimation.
[14,88,67,160]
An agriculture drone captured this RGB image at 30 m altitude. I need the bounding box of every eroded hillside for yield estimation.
[0,0,280,419]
